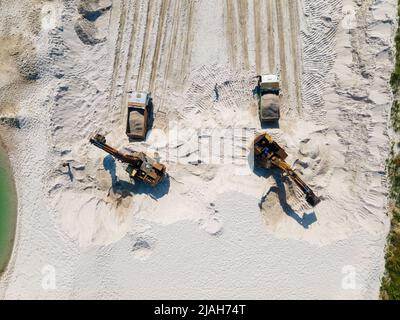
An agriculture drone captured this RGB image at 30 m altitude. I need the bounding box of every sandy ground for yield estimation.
[0,0,397,299]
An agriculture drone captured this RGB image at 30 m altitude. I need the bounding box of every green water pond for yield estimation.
[0,145,17,273]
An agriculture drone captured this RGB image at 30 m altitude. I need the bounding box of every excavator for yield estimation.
[253,133,321,207]
[89,134,166,187]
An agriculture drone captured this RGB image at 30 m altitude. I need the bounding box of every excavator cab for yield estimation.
[254,133,288,160]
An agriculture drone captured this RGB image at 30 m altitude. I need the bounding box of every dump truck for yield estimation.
[257,74,280,122]
[126,91,150,140]
[253,132,321,207]
[90,134,166,186]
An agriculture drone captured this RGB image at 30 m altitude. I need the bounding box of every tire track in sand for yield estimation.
[288,0,303,113]
[253,0,261,73]
[119,0,140,121]
[149,0,169,93]
[158,0,181,113]
[181,0,195,83]
[136,0,155,91]
[301,0,341,124]
[238,0,249,70]
[109,0,127,107]
[165,0,181,81]
[275,0,288,102]
[266,0,275,73]
[225,0,237,67]
[123,0,140,92]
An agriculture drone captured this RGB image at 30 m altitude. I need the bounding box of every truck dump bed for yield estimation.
[127,107,145,138]
[126,91,149,140]
[260,94,280,121]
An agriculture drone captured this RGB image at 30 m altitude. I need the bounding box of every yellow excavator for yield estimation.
[90,134,166,187]
[253,133,321,207]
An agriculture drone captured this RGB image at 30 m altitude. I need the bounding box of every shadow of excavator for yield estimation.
[250,155,317,229]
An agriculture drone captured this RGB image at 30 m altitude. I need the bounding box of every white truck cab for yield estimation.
[259,74,280,92]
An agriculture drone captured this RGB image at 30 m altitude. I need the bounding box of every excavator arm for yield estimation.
[254,133,321,207]
[89,134,166,186]
[270,156,321,207]
[89,135,142,167]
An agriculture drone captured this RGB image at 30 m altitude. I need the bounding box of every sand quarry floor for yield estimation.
[0,0,397,299]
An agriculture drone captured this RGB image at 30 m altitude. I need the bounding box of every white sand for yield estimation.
[0,0,397,299]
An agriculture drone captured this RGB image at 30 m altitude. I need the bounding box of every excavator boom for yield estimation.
[89,135,142,167]
[89,134,166,186]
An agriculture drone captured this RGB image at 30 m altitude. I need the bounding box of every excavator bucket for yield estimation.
[90,133,106,145]
[305,191,321,207]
